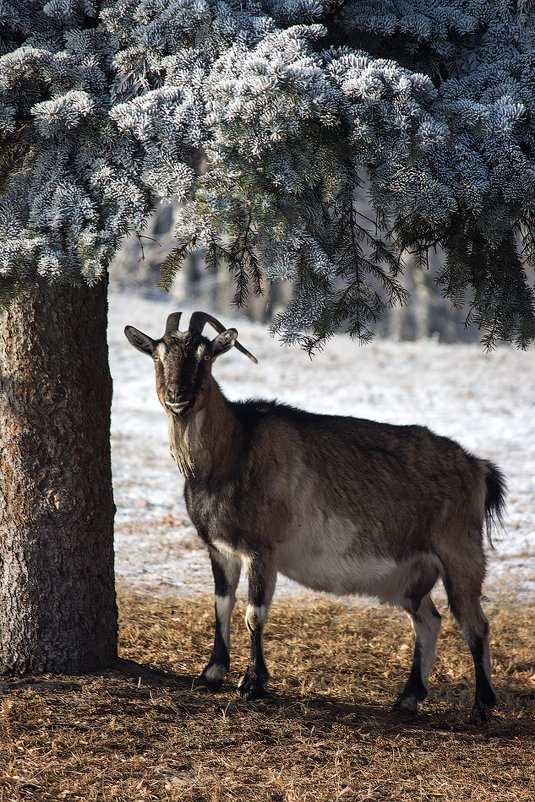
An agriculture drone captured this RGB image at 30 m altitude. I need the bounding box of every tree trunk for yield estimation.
[0,278,117,674]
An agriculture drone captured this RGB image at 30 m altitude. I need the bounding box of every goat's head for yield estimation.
[124,311,257,416]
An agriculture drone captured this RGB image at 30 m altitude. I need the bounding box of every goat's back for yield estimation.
[229,399,491,546]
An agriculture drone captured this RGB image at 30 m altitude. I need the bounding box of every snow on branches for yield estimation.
[1,0,535,345]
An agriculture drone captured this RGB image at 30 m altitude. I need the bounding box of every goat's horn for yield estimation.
[165,312,182,335]
[188,311,258,364]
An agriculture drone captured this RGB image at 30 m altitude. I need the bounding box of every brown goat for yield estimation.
[124,311,506,722]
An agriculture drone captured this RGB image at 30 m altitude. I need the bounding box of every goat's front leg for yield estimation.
[195,547,241,691]
[237,556,276,700]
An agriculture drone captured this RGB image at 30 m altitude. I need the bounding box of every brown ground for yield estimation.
[0,590,534,801]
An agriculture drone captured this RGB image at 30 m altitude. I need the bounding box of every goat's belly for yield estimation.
[274,517,440,602]
[277,550,399,598]
[277,551,441,603]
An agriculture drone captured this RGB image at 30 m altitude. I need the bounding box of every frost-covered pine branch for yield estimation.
[0,0,154,298]
[1,0,535,345]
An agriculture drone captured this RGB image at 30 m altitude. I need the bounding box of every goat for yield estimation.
[124,311,506,722]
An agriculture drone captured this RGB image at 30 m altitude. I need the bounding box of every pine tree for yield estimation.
[3,1,535,348]
[0,0,120,673]
[107,0,535,349]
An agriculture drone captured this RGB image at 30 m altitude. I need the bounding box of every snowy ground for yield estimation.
[109,286,535,605]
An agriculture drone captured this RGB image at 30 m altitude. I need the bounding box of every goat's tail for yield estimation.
[484,461,507,547]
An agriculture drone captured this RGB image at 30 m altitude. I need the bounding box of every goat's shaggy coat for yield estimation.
[125,311,506,721]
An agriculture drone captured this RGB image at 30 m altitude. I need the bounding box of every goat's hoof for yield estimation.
[469,701,494,725]
[194,663,226,692]
[470,686,496,724]
[393,694,419,716]
[236,673,266,700]
[237,684,266,700]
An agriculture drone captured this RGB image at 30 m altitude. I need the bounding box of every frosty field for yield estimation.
[109,286,535,604]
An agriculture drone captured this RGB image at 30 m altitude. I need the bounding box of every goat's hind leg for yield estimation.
[195,547,241,691]
[394,594,442,715]
[447,587,496,722]
[441,542,496,722]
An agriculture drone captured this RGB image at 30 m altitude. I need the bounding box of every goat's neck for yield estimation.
[168,377,242,480]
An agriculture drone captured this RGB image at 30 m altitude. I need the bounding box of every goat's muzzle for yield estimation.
[165,387,191,414]
[165,400,190,414]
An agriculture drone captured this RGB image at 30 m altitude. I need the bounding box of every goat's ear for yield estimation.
[211,328,238,359]
[124,325,157,356]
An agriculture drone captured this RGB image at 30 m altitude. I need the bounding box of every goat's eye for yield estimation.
[203,354,211,361]
[153,355,159,362]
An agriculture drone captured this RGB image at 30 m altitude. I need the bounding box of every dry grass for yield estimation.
[1,590,534,802]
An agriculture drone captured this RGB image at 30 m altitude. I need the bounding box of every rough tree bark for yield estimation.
[0,278,117,674]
